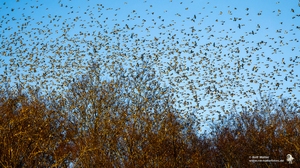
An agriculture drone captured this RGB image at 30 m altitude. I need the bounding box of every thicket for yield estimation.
[0,67,299,167]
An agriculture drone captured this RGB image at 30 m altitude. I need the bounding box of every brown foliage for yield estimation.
[210,98,300,167]
[0,71,299,167]
[0,92,73,167]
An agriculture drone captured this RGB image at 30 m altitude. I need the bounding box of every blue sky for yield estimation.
[0,0,299,133]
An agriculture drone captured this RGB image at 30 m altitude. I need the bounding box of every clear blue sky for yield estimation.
[0,0,299,133]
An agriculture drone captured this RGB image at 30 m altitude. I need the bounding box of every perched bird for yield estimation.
[286,154,294,164]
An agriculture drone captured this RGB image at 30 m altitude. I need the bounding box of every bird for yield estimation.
[286,154,294,164]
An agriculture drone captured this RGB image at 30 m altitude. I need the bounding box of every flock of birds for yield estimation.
[0,0,299,129]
